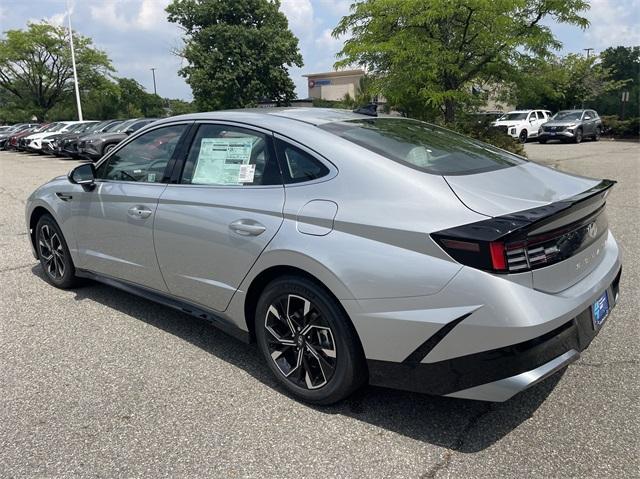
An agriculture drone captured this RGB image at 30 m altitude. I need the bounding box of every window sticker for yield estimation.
[192,137,255,185]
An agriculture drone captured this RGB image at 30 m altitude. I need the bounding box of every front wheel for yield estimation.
[103,143,116,155]
[255,276,366,405]
[573,128,583,144]
[35,214,79,289]
[518,130,528,143]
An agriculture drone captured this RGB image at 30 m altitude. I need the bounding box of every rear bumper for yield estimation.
[367,266,621,401]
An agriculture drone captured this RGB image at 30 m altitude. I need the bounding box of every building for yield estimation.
[303,69,365,101]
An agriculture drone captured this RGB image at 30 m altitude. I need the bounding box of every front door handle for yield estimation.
[229,219,266,236]
[128,206,153,219]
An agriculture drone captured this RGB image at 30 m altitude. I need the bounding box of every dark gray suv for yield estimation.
[538,109,603,144]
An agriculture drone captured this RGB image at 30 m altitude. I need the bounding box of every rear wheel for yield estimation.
[103,143,116,155]
[593,127,601,141]
[255,276,366,405]
[518,130,528,143]
[35,214,79,289]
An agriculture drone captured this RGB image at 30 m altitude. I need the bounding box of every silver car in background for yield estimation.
[538,109,603,143]
[26,108,621,404]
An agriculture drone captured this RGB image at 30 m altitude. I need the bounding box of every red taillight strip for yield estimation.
[489,242,507,270]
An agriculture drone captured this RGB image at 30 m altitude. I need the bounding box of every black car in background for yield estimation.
[58,120,123,158]
[78,118,158,161]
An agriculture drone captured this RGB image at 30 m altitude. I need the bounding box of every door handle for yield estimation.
[229,219,266,236]
[55,192,73,201]
[127,206,153,219]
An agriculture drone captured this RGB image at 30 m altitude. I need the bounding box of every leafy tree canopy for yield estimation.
[333,0,590,122]
[0,22,113,120]
[166,0,303,110]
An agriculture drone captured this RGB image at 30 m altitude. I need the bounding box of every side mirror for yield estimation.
[125,128,135,135]
[68,163,96,185]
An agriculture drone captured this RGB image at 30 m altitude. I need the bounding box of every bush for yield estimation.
[601,115,640,138]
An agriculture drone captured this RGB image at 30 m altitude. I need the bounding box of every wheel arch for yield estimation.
[243,265,360,349]
[29,205,54,257]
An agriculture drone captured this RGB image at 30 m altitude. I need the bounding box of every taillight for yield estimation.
[436,238,507,272]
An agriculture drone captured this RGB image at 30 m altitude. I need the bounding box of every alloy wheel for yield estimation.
[39,224,65,280]
[264,294,337,390]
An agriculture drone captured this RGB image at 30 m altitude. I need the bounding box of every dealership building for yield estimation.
[303,69,365,101]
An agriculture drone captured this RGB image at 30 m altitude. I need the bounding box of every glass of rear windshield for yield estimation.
[319,118,526,175]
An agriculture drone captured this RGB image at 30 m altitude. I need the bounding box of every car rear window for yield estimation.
[319,118,526,175]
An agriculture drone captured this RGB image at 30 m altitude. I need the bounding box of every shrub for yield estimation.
[601,115,640,138]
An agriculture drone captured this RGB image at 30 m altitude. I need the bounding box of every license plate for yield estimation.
[549,132,556,136]
[592,291,610,329]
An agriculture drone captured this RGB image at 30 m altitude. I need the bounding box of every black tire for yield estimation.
[593,127,601,141]
[518,130,528,143]
[538,138,547,144]
[103,143,116,155]
[35,214,79,289]
[255,276,367,405]
[573,128,583,144]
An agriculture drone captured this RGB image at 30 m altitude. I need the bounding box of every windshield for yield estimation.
[320,118,527,175]
[113,119,139,133]
[553,111,583,121]
[497,113,528,121]
[47,123,67,132]
[103,121,124,132]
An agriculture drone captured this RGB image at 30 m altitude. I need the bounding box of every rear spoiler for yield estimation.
[435,179,616,243]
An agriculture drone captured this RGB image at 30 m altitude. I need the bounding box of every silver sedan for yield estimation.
[26,108,621,404]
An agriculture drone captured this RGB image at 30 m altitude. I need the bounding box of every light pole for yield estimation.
[583,48,594,59]
[150,68,157,95]
[67,2,83,120]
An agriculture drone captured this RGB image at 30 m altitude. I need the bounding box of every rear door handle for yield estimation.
[128,206,153,219]
[229,219,266,236]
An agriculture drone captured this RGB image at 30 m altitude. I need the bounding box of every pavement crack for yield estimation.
[574,359,638,368]
[421,403,493,479]
[0,263,35,273]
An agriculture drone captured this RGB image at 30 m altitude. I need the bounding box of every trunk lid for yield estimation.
[444,163,613,292]
[444,162,600,217]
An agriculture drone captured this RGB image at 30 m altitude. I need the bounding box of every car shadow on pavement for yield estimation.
[32,266,563,453]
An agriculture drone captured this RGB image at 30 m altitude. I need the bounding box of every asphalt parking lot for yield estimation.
[1,141,638,478]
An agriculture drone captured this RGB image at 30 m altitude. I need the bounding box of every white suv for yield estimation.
[492,110,551,143]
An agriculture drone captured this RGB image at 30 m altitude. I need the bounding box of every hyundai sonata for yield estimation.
[26,108,621,404]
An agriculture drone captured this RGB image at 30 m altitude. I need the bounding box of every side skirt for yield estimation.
[76,269,251,343]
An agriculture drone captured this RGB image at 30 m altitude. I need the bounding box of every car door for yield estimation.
[583,110,596,135]
[153,122,285,312]
[73,123,190,292]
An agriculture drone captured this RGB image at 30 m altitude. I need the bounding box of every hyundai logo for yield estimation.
[587,222,598,239]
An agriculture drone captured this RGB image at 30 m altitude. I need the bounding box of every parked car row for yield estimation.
[0,118,158,161]
[492,109,603,144]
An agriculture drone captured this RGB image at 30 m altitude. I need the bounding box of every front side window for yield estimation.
[536,111,545,120]
[96,124,187,182]
[320,118,527,175]
[181,124,281,186]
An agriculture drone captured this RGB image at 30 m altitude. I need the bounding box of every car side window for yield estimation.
[527,112,535,121]
[96,124,187,183]
[536,111,545,120]
[180,124,281,186]
[275,139,330,184]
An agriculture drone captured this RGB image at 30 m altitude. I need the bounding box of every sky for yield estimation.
[0,0,639,101]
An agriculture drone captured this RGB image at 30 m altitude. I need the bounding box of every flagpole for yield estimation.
[67,2,83,121]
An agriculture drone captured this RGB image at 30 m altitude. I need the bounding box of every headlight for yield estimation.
[510,128,516,135]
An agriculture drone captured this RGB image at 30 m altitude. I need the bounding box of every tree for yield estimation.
[510,52,629,112]
[333,0,590,123]
[117,78,165,117]
[0,22,113,120]
[596,46,639,117]
[166,0,303,110]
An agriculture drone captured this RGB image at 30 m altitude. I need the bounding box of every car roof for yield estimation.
[157,108,390,128]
